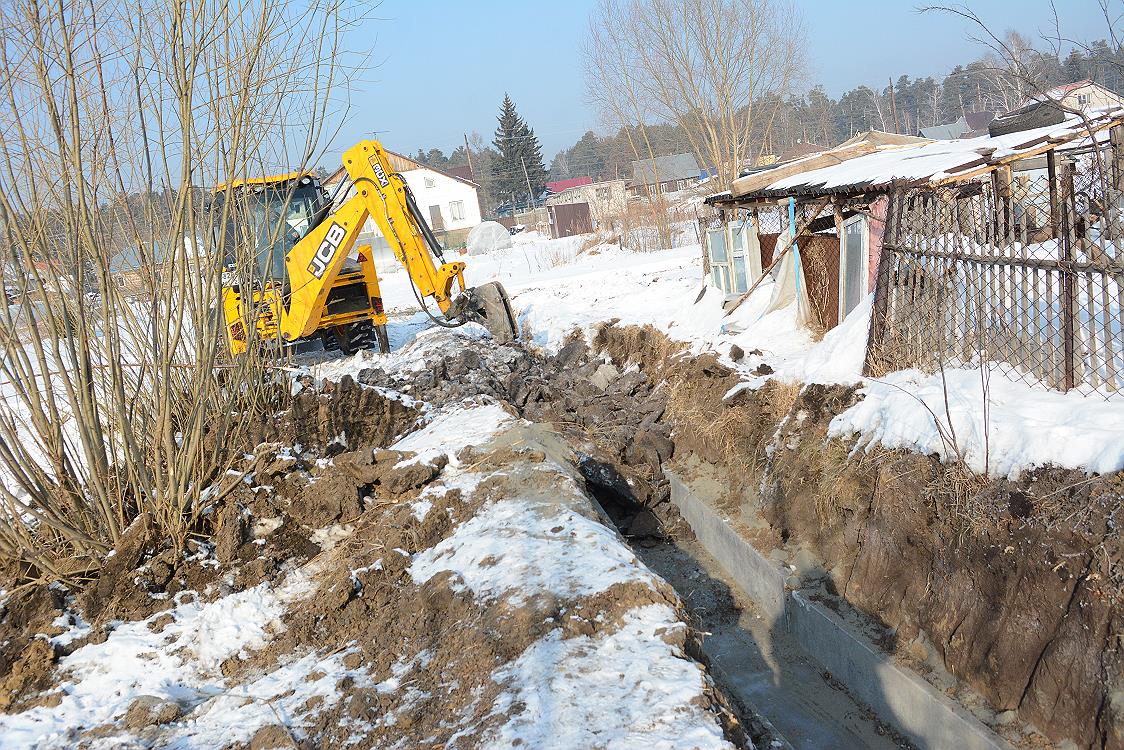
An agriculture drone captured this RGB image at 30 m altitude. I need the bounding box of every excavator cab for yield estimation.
[213,140,519,360]
[213,172,323,286]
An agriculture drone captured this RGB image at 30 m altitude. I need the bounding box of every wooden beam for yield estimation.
[723,197,831,317]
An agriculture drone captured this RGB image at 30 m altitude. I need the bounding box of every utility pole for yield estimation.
[521,156,535,210]
[463,132,475,182]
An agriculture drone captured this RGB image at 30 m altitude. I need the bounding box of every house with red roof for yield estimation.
[546,176,593,194]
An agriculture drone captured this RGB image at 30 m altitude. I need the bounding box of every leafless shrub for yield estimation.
[0,0,361,580]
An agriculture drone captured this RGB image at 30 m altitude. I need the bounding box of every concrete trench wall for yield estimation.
[667,470,1014,750]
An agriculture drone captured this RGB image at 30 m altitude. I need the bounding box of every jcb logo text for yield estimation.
[308,223,346,279]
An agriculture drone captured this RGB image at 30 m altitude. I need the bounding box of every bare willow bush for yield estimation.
[0,0,359,581]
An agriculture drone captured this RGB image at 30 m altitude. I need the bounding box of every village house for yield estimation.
[324,150,482,260]
[630,153,701,197]
[545,178,629,227]
[1022,78,1124,112]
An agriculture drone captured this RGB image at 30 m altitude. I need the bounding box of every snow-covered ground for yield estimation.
[0,402,736,749]
[368,230,1124,479]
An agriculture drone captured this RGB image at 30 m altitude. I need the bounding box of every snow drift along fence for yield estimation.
[868,166,1124,398]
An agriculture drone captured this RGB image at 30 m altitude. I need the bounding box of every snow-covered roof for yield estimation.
[919,117,968,140]
[713,106,1124,203]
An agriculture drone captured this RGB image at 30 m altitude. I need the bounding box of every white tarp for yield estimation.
[765,235,813,325]
[466,221,513,255]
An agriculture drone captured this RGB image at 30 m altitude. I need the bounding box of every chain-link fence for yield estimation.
[867,152,1124,398]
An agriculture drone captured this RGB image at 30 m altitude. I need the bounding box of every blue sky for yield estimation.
[327,0,1113,162]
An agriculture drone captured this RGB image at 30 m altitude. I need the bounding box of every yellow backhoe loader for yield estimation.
[214,140,518,356]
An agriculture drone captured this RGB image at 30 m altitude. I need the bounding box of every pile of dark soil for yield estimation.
[353,332,684,537]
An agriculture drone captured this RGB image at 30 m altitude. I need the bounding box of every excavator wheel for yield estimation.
[470,281,519,344]
[321,329,342,352]
[337,320,390,355]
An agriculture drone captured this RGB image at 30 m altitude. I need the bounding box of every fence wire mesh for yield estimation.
[869,153,1124,398]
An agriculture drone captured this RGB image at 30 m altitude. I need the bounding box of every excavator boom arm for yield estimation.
[278,140,469,342]
[270,138,516,346]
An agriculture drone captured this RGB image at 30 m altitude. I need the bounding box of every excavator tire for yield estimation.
[471,281,519,344]
[321,329,342,352]
[337,320,390,355]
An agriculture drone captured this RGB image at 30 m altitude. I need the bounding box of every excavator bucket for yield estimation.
[467,281,519,344]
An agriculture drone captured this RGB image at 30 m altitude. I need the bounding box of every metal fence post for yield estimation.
[1060,159,1078,392]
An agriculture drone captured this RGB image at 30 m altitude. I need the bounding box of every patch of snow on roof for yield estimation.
[764,108,1123,193]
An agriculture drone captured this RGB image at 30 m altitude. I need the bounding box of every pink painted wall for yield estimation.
[867,194,889,292]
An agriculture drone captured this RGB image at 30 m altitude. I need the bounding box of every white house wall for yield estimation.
[360,167,481,238]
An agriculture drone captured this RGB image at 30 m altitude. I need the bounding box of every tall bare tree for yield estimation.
[585,0,805,193]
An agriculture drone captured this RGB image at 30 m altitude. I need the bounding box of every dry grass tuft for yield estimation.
[805,439,872,526]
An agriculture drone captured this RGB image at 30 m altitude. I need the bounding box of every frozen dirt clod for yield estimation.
[123,695,184,728]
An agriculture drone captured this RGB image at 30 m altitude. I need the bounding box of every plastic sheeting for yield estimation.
[466,221,513,255]
[764,236,814,326]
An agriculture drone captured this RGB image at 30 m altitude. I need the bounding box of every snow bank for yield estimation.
[832,365,1124,478]
[410,495,656,606]
[485,604,733,750]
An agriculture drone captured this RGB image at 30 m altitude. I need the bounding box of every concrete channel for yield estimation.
[663,470,1015,750]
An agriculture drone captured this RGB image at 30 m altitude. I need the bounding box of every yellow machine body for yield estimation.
[215,140,514,357]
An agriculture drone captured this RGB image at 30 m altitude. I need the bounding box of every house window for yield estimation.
[839,214,869,322]
[450,200,465,221]
[708,228,730,291]
[596,187,611,200]
[424,176,435,189]
[707,220,759,297]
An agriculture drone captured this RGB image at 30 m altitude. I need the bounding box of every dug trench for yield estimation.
[0,322,1119,749]
[352,322,1124,750]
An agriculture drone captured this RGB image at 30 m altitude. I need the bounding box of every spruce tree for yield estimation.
[491,94,547,205]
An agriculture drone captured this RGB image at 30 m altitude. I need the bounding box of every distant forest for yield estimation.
[413,38,1124,204]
